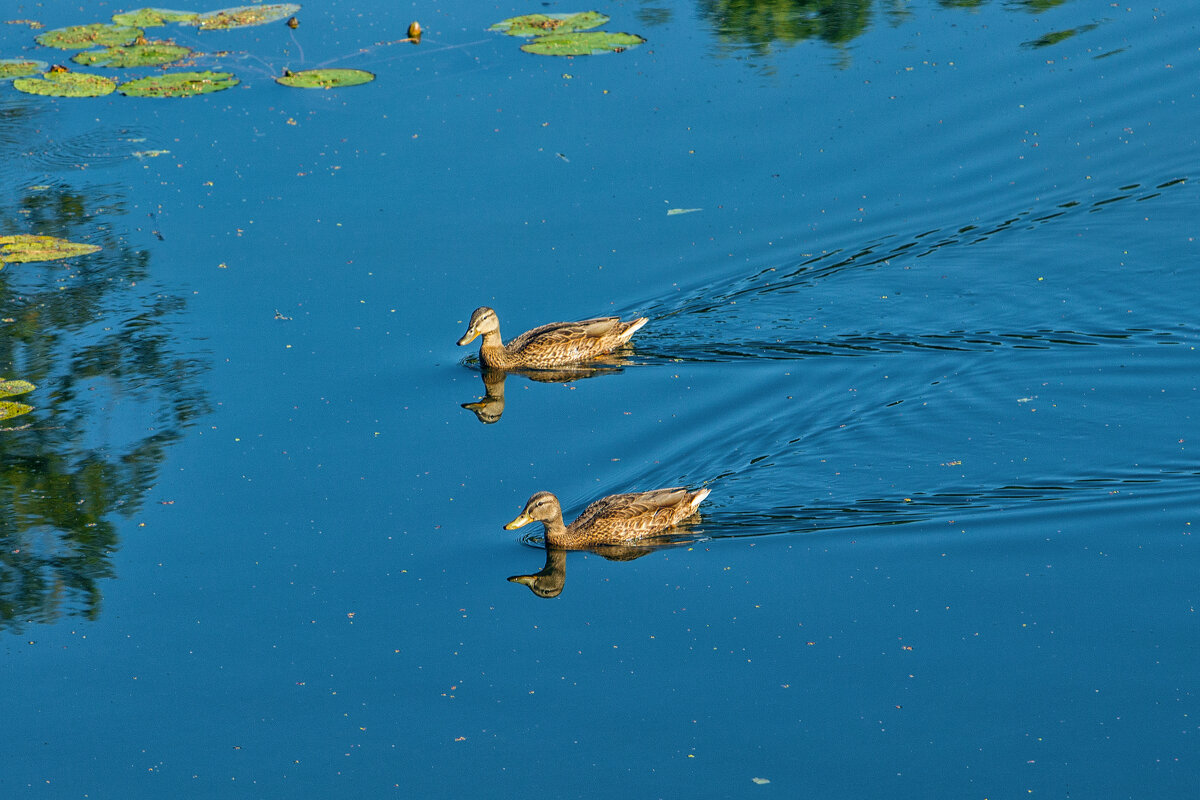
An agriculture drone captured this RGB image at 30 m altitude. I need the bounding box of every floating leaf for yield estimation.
[196,4,301,30]
[667,207,703,216]
[0,234,102,264]
[521,31,646,56]
[35,23,144,50]
[0,58,48,80]
[490,12,608,37]
[118,70,239,97]
[12,71,117,97]
[112,8,202,27]
[275,68,374,89]
[71,42,192,67]
[0,380,36,400]
[0,402,34,424]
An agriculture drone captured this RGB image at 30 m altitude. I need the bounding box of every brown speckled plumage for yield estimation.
[504,487,710,549]
[457,306,647,369]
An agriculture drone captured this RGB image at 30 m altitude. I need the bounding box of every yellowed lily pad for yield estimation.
[0,59,48,80]
[490,12,609,37]
[276,68,374,89]
[112,8,202,27]
[197,4,301,30]
[71,42,192,67]
[0,234,102,264]
[35,23,143,49]
[0,401,35,424]
[0,380,36,400]
[521,31,645,56]
[12,71,117,97]
[119,70,239,97]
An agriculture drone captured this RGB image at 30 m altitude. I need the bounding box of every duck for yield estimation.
[504,486,710,549]
[456,306,648,369]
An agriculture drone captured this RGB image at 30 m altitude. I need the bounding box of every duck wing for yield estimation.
[571,488,693,534]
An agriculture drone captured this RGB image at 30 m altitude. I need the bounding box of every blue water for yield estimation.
[2,0,1196,797]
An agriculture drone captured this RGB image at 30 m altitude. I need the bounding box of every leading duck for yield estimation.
[457,306,648,369]
[504,487,710,549]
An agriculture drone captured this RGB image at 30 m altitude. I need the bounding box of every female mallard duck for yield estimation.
[504,487,710,549]
[457,306,648,369]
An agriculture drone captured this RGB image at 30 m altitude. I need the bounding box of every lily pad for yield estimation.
[275,68,374,89]
[0,380,36,400]
[0,59,48,80]
[12,71,117,97]
[35,23,144,50]
[0,234,102,264]
[490,12,608,37]
[118,70,239,97]
[112,8,202,27]
[196,4,301,31]
[0,402,35,424]
[71,42,192,67]
[521,31,646,56]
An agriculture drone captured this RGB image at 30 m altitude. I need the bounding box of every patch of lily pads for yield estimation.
[0,234,102,264]
[0,59,48,80]
[12,71,117,97]
[71,42,193,68]
[491,11,644,56]
[0,380,36,425]
[276,68,374,89]
[490,12,608,37]
[36,23,144,50]
[118,70,239,98]
[111,8,201,27]
[198,4,301,30]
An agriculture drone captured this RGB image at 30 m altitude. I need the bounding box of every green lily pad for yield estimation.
[490,12,608,37]
[118,70,239,97]
[0,380,36,400]
[71,42,192,67]
[112,8,202,27]
[275,68,374,89]
[0,234,102,264]
[0,401,34,424]
[35,23,144,50]
[196,4,301,30]
[0,59,49,80]
[12,71,117,97]
[521,31,646,56]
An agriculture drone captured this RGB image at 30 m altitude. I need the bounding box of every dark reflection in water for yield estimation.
[0,177,206,631]
[459,356,633,424]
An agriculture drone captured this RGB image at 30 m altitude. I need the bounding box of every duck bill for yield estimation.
[507,575,537,586]
[504,513,532,530]
[457,328,480,346]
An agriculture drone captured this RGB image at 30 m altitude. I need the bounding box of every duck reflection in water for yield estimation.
[509,542,667,598]
[457,306,648,424]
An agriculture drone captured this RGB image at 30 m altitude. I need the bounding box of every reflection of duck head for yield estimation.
[507,543,659,598]
[461,369,507,424]
[504,486,710,548]
[459,362,628,426]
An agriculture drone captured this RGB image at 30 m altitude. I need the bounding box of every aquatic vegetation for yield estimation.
[36,23,144,50]
[0,234,103,263]
[0,59,47,80]
[12,71,117,97]
[70,42,193,68]
[0,380,36,425]
[520,31,646,56]
[111,8,202,27]
[490,12,609,37]
[118,70,239,97]
[276,68,375,89]
[197,4,301,30]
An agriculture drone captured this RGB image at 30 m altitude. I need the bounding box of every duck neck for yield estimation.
[541,513,569,546]
[478,329,509,368]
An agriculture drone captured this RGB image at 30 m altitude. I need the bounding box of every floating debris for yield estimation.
[12,70,117,97]
[276,68,374,89]
[70,42,192,68]
[667,207,703,216]
[0,234,102,264]
[197,4,301,31]
[490,12,609,37]
[0,58,47,80]
[35,23,144,49]
[111,8,202,27]
[521,31,645,56]
[119,70,239,97]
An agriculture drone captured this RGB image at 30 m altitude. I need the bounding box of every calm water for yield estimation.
[2,0,1196,797]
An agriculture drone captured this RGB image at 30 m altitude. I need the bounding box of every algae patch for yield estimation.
[0,234,103,264]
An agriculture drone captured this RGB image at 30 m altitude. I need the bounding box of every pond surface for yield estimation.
[2,0,1197,796]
